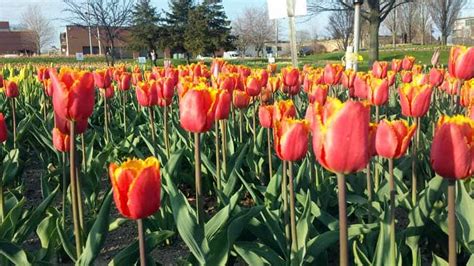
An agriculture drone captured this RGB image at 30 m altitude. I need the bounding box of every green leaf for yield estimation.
[56,217,77,262]
[234,241,285,266]
[1,149,19,185]
[372,203,397,266]
[77,189,113,266]
[431,253,448,266]
[223,143,249,198]
[0,240,31,266]
[108,230,174,266]
[455,181,474,253]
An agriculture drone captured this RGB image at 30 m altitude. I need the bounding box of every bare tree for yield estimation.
[232,6,274,57]
[429,0,466,45]
[417,1,431,45]
[327,9,354,50]
[383,6,398,47]
[63,0,135,65]
[21,5,55,54]
[308,0,412,64]
[398,1,417,43]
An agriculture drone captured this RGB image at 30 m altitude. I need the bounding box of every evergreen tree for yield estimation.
[129,0,162,54]
[184,5,207,58]
[163,0,194,54]
[202,0,234,55]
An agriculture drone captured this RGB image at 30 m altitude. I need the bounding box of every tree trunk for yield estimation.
[368,16,380,66]
[442,34,448,46]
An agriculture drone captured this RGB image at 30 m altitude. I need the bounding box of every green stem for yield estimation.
[137,219,147,266]
[164,105,170,158]
[267,128,273,180]
[194,133,203,225]
[389,158,396,264]
[62,153,67,227]
[281,161,290,254]
[239,109,243,143]
[288,162,298,254]
[69,121,82,257]
[215,123,221,192]
[252,101,256,143]
[448,180,457,266]
[366,162,373,223]
[123,91,127,134]
[11,98,16,149]
[412,117,420,206]
[149,107,156,156]
[81,134,87,173]
[0,181,4,223]
[103,91,109,144]
[220,120,227,175]
[336,172,348,266]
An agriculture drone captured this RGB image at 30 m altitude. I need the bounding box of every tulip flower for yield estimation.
[368,78,389,106]
[93,69,112,89]
[441,76,461,96]
[312,98,369,174]
[109,157,161,219]
[307,83,329,105]
[217,73,236,92]
[354,73,369,99]
[429,67,445,87]
[460,79,474,107]
[50,68,95,121]
[400,70,413,83]
[368,123,378,157]
[402,56,415,70]
[399,83,432,117]
[448,46,474,80]
[211,58,225,77]
[412,73,429,86]
[0,113,7,143]
[105,85,114,99]
[132,72,143,85]
[341,69,356,90]
[52,128,70,153]
[55,113,88,135]
[304,101,322,130]
[260,88,273,105]
[258,105,274,128]
[375,119,417,159]
[274,118,309,161]
[267,63,277,75]
[156,78,175,107]
[233,90,251,109]
[273,99,296,124]
[391,59,402,72]
[245,74,261,97]
[0,74,3,88]
[323,63,343,85]
[257,69,269,88]
[118,72,132,91]
[214,89,231,120]
[372,61,388,79]
[4,80,19,98]
[37,67,50,82]
[180,85,217,133]
[412,64,423,75]
[267,76,282,92]
[281,67,300,95]
[387,71,396,87]
[136,81,158,107]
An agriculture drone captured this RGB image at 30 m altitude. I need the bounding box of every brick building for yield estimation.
[0,21,36,55]
[452,17,474,46]
[60,25,133,58]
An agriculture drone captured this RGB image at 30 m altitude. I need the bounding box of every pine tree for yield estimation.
[163,0,195,54]
[129,0,162,53]
[202,0,233,55]
[184,5,207,58]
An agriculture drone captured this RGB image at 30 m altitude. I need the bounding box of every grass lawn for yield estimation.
[0,45,450,71]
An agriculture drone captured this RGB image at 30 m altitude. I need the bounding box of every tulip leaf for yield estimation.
[108,230,174,266]
[77,189,112,266]
[223,143,249,198]
[0,240,32,266]
[431,253,449,266]
[455,181,474,253]
[233,241,285,266]
[1,148,19,185]
[372,202,398,266]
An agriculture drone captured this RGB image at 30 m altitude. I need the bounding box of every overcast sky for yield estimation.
[0,0,473,49]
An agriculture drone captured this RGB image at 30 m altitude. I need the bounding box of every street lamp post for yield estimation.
[352,0,363,71]
[286,0,298,67]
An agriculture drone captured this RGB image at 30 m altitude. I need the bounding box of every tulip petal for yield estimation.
[127,166,161,219]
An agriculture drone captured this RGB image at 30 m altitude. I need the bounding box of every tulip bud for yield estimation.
[399,83,432,117]
[402,56,415,70]
[233,89,251,109]
[400,70,413,83]
[4,80,19,98]
[375,119,416,159]
[372,61,388,79]
[354,73,369,99]
[273,100,296,124]
[258,105,274,128]
[260,88,273,105]
[179,85,217,133]
[431,115,474,179]
[274,118,310,161]
[368,78,389,106]
[387,71,396,87]
[93,69,112,89]
[429,68,445,87]
[109,157,161,219]
[245,75,261,97]
[52,128,70,152]
[119,72,132,91]
[412,73,429,86]
[215,89,231,120]
[136,81,158,107]
[0,113,7,143]
[323,64,343,85]
[307,84,328,105]
[54,113,88,135]
[391,59,402,72]
[448,46,474,80]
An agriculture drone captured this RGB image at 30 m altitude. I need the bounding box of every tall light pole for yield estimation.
[286,0,298,67]
[352,0,363,71]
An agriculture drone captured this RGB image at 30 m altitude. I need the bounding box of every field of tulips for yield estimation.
[0,46,473,266]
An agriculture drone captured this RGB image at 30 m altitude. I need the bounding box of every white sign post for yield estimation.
[75,52,84,61]
[138,57,147,64]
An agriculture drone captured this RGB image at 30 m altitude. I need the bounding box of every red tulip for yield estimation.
[245,75,261,97]
[274,118,310,161]
[441,76,460,96]
[156,78,175,106]
[136,81,158,107]
[387,71,396,87]
[179,85,217,133]
[368,78,389,106]
[93,69,112,89]
[54,113,88,135]
[429,68,445,87]
[51,68,95,121]
[214,89,231,120]
[400,70,413,83]
[257,69,269,88]
[354,73,369,99]
[431,115,474,180]
[323,63,343,85]
[372,61,388,79]
[305,101,322,130]
[273,100,296,124]
[118,72,132,91]
[0,75,3,88]
[132,72,143,85]
[258,105,274,128]
[460,79,474,107]
[267,76,282,92]
[4,80,19,98]
[375,119,416,159]
[312,98,369,174]
[341,69,356,90]
[402,56,415,70]
[448,46,474,80]
[37,67,50,82]
[233,90,251,109]
[307,84,328,105]
[0,113,7,143]
[109,157,161,219]
[368,123,378,157]
[260,88,273,105]
[399,83,432,117]
[282,67,300,95]
[52,127,70,152]
[391,59,402,72]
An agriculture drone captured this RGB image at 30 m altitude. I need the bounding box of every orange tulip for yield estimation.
[448,46,474,80]
[179,85,217,133]
[441,76,461,96]
[400,70,413,83]
[312,98,369,174]
[132,72,143,85]
[387,70,396,87]
[233,89,251,109]
[37,67,50,82]
[267,63,277,74]
[323,63,343,85]
[431,115,474,179]
[307,84,328,105]
[372,61,388,79]
[399,83,432,117]
[258,105,274,128]
[461,79,474,107]
[273,99,296,124]
[375,119,416,159]
[274,118,310,161]
[429,67,445,87]
[354,73,369,99]
[52,127,70,152]
[341,69,356,90]
[136,81,158,107]
[93,69,112,89]
[267,76,282,92]
[4,80,19,98]
[245,74,261,97]
[109,157,161,219]
[368,78,389,106]
[214,89,231,120]
[368,123,378,157]
[412,73,429,86]
[402,56,415,70]
[304,101,322,130]
[118,72,132,91]
[412,64,423,75]
[282,67,300,95]
[0,113,7,143]
[260,88,273,105]
[54,113,88,135]
[51,68,95,121]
